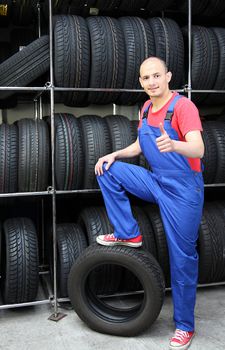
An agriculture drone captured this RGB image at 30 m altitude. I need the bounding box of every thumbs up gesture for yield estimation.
[156,123,175,153]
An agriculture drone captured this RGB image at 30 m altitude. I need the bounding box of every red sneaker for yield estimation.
[96,233,142,248]
[169,329,195,349]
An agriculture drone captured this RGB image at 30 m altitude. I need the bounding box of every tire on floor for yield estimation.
[68,244,165,336]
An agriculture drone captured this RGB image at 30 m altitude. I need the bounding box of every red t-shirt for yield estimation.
[138,92,203,172]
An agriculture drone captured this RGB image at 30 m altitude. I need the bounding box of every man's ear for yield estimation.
[139,76,143,88]
[166,71,172,83]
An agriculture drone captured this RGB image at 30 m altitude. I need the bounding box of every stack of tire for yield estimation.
[54,15,184,106]
[1,17,225,108]
[53,113,225,190]
[0,118,49,193]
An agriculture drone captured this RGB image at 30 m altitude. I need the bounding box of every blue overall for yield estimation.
[97,95,204,331]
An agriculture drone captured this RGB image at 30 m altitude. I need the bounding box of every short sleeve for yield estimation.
[174,97,203,137]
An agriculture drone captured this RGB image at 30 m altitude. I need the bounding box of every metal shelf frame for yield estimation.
[0,0,225,315]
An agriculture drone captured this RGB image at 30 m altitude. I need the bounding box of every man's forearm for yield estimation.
[114,139,142,159]
[173,139,204,158]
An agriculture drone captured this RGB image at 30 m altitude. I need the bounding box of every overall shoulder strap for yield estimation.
[165,94,183,121]
[142,102,152,119]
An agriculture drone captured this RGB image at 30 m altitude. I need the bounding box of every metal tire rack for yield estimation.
[0,0,225,319]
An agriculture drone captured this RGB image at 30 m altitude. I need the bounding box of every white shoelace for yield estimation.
[173,329,190,342]
[105,233,118,240]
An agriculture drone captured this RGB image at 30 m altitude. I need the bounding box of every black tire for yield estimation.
[202,0,225,16]
[0,124,18,193]
[1,217,39,304]
[201,203,225,283]
[78,206,121,295]
[148,17,184,89]
[11,0,36,25]
[207,121,225,183]
[132,206,157,257]
[118,16,155,105]
[68,244,165,336]
[198,209,212,284]
[144,205,170,286]
[95,0,121,10]
[119,0,148,11]
[78,115,111,189]
[202,122,217,184]
[206,28,225,105]
[54,113,84,190]
[54,15,90,107]
[0,35,50,99]
[176,0,209,14]
[146,0,174,12]
[18,118,50,192]
[182,26,219,104]
[56,223,87,297]
[105,114,138,164]
[87,16,125,104]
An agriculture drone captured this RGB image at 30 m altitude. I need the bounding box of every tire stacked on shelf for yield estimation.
[55,223,87,297]
[0,217,39,304]
[54,15,91,107]
[86,16,125,104]
[0,124,18,193]
[17,118,50,192]
[202,121,225,184]
[105,114,139,164]
[149,17,184,89]
[53,113,84,190]
[51,15,184,106]
[0,35,50,100]
[0,118,50,193]
[117,16,155,105]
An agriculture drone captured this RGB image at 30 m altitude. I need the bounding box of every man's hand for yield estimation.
[156,123,175,153]
[95,153,116,176]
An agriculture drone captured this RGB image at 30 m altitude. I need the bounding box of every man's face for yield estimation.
[139,58,172,98]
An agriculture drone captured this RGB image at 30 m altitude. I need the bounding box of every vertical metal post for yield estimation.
[113,103,117,115]
[49,0,58,317]
[34,99,38,120]
[188,0,192,100]
[37,1,43,119]
[37,1,41,38]
[41,198,45,265]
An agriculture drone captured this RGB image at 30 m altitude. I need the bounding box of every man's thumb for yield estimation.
[159,122,166,135]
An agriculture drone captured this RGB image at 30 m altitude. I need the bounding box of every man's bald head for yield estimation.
[140,57,168,76]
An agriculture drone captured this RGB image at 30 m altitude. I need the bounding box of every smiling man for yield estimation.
[95,56,204,350]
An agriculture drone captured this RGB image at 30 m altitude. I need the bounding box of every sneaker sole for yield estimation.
[169,333,195,350]
[96,236,142,248]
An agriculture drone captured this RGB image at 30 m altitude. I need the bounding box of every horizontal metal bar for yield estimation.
[0,191,51,198]
[55,189,101,195]
[0,184,224,198]
[0,299,51,310]
[57,281,225,302]
[191,89,225,93]
[0,86,48,91]
[204,183,225,188]
[1,86,225,93]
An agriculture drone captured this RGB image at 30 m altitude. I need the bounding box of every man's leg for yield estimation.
[96,161,160,240]
[159,191,203,349]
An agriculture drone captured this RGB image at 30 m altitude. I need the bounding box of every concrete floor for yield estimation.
[0,284,225,350]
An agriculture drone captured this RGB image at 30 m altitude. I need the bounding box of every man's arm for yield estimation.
[95,137,142,175]
[156,124,204,159]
